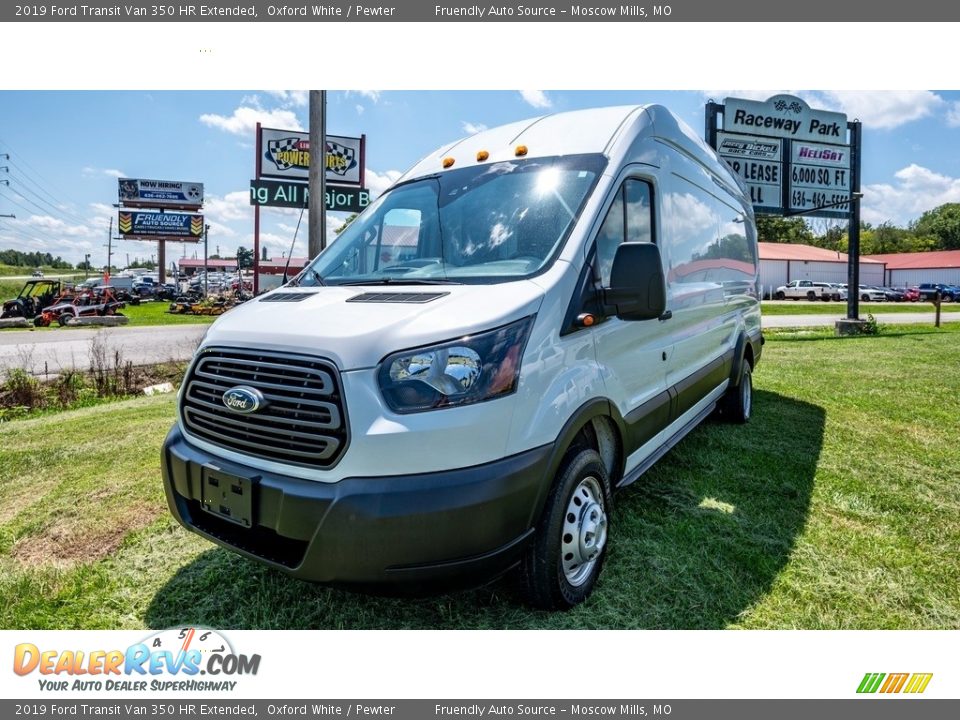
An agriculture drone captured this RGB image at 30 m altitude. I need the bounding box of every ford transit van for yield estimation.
[161,105,762,609]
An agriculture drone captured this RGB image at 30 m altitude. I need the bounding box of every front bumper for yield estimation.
[161,426,552,591]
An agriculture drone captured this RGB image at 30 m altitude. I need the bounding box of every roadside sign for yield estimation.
[787,140,852,218]
[249,179,371,213]
[716,132,783,214]
[118,211,203,241]
[706,94,856,220]
[118,178,204,210]
[259,127,365,186]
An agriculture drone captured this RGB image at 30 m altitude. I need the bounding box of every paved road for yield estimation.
[764,312,960,328]
[0,325,208,376]
[0,310,954,376]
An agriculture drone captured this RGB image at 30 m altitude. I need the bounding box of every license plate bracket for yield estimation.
[201,469,255,528]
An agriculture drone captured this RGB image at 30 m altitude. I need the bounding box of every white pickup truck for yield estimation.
[774,280,841,301]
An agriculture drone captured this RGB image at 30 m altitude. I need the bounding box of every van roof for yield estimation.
[397,104,722,184]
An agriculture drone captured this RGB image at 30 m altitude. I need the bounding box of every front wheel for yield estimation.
[774,291,785,300]
[718,360,753,424]
[521,448,612,610]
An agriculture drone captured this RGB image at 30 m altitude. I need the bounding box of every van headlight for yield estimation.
[378,316,534,413]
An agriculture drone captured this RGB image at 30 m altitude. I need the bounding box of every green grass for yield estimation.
[120,301,217,326]
[762,301,960,315]
[0,264,83,278]
[1,325,959,629]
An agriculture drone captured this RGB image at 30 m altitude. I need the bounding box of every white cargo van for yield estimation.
[162,105,762,609]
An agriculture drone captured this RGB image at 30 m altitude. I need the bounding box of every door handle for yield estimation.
[659,310,673,321]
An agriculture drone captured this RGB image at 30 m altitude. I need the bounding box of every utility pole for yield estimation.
[308,89,327,259]
[204,223,210,297]
[105,217,113,280]
[84,253,90,280]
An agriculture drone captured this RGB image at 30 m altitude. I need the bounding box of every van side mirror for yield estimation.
[603,242,666,321]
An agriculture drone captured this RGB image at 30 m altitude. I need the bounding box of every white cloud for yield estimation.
[947,101,960,128]
[102,168,125,178]
[203,190,252,224]
[364,168,403,196]
[81,166,126,178]
[355,104,365,115]
[817,91,944,130]
[862,163,960,225]
[351,90,381,103]
[461,121,487,135]
[200,106,304,136]
[519,90,551,109]
[264,90,308,107]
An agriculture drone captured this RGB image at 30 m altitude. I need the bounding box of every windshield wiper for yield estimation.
[336,278,460,286]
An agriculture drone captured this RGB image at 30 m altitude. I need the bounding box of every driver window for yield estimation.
[377,209,423,270]
[595,178,654,286]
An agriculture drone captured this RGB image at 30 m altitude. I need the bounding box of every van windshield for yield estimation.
[295,153,606,286]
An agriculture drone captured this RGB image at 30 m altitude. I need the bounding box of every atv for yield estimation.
[1,279,62,320]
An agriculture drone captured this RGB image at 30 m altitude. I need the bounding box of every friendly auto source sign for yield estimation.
[118,211,203,240]
[260,127,364,185]
[118,178,204,209]
[249,179,371,213]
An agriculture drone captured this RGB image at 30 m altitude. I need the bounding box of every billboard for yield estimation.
[118,211,204,240]
[259,127,365,185]
[118,178,204,209]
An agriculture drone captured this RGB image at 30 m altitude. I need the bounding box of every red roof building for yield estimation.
[864,249,960,286]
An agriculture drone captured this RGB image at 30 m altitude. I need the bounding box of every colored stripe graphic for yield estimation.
[857,672,932,694]
[880,673,909,693]
[857,673,885,693]
[118,213,132,233]
[904,673,933,694]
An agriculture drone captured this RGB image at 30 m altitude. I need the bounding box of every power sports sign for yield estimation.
[706,95,858,219]
[259,127,365,186]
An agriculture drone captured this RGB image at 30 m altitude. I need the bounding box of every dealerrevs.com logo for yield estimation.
[13,627,261,692]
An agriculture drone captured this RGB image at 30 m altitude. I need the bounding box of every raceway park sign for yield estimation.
[259,127,364,186]
[249,179,371,213]
[118,211,203,240]
[118,178,204,209]
[724,95,847,143]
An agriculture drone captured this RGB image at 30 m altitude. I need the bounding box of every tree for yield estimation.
[235,246,254,269]
[911,203,960,250]
[755,216,815,245]
[335,214,358,235]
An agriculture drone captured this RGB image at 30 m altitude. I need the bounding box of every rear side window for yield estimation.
[595,179,654,286]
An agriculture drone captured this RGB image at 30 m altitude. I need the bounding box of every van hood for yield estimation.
[202,282,545,371]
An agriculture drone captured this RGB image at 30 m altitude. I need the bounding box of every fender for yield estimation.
[524,397,627,528]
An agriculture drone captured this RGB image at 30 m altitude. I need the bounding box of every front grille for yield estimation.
[181,347,348,468]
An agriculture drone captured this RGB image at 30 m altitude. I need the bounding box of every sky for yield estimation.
[2,89,960,267]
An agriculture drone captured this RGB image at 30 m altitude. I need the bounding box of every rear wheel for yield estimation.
[521,448,611,610]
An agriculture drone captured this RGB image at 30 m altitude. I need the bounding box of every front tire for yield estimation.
[774,291,785,300]
[719,360,752,424]
[521,448,611,610]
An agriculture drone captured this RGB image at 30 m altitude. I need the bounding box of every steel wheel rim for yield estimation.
[561,476,608,587]
[742,371,752,419]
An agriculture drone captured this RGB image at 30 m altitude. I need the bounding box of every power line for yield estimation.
[5,169,91,227]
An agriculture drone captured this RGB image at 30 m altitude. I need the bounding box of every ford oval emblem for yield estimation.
[222,386,264,414]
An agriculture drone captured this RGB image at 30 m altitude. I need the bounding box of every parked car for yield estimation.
[824,283,848,301]
[845,284,885,302]
[917,283,957,302]
[161,104,763,609]
[878,286,905,302]
[774,279,833,301]
[31,269,43,278]
[897,287,920,302]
